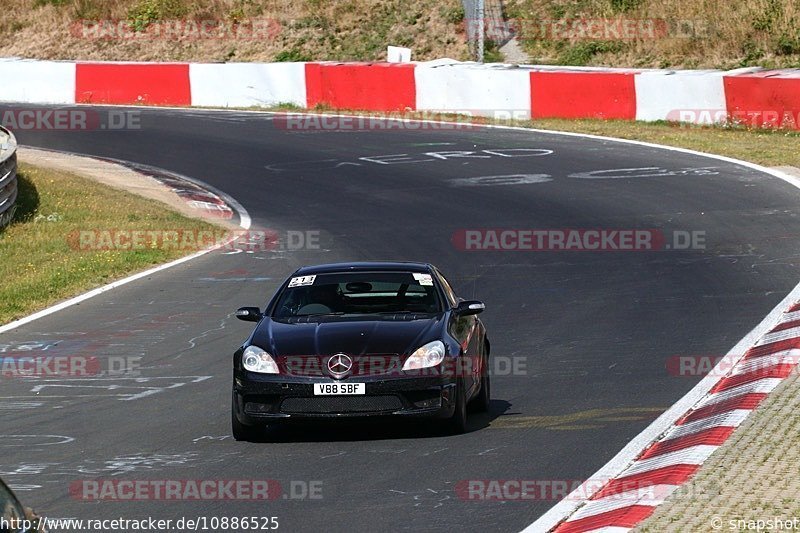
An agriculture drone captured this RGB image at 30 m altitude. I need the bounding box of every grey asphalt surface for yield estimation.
[2,106,800,532]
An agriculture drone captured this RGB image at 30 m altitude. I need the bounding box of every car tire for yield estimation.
[468,352,491,413]
[446,379,468,435]
[231,390,261,442]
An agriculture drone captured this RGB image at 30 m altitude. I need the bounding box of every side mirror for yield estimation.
[235,307,263,322]
[0,480,28,532]
[454,300,485,316]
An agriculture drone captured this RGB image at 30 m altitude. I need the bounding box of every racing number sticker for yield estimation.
[413,273,433,286]
[288,275,317,288]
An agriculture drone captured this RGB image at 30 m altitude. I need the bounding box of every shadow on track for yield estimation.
[244,400,513,443]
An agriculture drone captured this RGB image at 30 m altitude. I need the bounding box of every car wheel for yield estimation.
[468,352,491,413]
[231,390,261,442]
[446,379,468,435]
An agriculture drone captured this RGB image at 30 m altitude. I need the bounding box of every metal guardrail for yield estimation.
[0,126,18,229]
[463,0,514,61]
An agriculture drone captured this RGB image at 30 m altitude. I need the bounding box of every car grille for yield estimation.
[280,395,403,414]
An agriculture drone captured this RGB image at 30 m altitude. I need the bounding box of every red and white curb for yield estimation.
[2,58,800,128]
[527,298,800,532]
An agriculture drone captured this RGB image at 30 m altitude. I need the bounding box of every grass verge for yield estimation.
[506,0,800,69]
[510,118,800,168]
[3,0,798,68]
[0,0,469,62]
[0,162,223,325]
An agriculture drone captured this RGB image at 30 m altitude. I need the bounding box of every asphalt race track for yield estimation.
[3,106,800,532]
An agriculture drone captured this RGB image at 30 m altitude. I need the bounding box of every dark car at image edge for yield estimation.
[0,477,45,533]
[231,261,490,440]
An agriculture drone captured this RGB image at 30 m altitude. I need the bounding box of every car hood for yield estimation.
[252,315,445,357]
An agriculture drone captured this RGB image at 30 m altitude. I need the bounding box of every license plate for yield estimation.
[313,383,366,395]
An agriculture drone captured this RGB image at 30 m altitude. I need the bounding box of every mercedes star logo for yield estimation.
[327,353,353,379]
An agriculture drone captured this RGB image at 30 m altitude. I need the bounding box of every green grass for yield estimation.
[127,0,187,32]
[511,118,800,167]
[505,0,800,68]
[0,163,223,325]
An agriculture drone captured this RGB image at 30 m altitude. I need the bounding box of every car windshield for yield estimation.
[272,271,442,318]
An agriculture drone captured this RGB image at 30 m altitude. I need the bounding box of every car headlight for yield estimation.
[402,340,446,371]
[242,345,279,374]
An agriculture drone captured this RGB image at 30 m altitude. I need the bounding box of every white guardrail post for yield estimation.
[0,126,18,228]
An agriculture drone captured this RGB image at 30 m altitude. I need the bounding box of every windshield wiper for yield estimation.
[377,311,434,316]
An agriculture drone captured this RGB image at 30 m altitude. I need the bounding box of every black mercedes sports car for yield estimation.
[231,261,490,440]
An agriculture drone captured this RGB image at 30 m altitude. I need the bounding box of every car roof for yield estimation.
[293,261,434,276]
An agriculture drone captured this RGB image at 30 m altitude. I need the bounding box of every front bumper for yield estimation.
[233,372,457,423]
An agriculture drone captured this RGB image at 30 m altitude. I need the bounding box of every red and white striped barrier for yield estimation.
[2,58,800,128]
[550,300,800,533]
